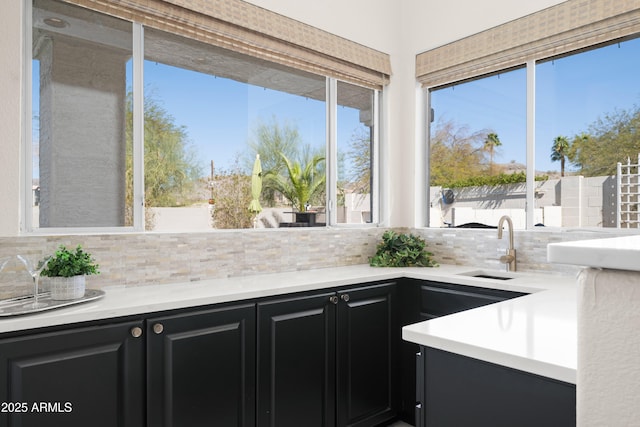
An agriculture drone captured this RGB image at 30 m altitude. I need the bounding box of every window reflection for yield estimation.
[142,28,327,230]
[32,0,133,228]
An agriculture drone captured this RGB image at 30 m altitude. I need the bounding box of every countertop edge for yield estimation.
[403,325,576,384]
[0,264,577,383]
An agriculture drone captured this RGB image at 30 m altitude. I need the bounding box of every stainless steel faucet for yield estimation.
[497,215,517,271]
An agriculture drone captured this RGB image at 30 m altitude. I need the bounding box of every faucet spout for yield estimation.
[497,215,516,271]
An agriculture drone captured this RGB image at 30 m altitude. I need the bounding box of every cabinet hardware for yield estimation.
[153,323,164,334]
[341,294,350,302]
[130,326,143,338]
[329,295,339,304]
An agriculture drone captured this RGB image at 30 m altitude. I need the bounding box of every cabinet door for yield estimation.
[147,303,256,427]
[0,321,145,427]
[257,292,336,427]
[336,282,398,427]
[422,347,576,427]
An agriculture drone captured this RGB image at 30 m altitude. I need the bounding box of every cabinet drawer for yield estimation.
[421,282,526,318]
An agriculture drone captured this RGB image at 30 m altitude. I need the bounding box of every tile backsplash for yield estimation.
[0,227,632,297]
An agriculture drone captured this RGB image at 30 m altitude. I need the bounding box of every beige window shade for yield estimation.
[63,0,391,89]
[416,0,640,88]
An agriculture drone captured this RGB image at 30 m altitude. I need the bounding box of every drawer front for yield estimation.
[420,283,524,318]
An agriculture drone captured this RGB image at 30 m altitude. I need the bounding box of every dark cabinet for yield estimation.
[398,279,528,425]
[257,282,397,427]
[257,291,337,427]
[0,320,145,427]
[336,285,398,427]
[147,303,256,427]
[419,281,527,319]
[417,347,576,427]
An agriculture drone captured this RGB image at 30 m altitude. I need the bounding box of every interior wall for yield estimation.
[0,0,22,236]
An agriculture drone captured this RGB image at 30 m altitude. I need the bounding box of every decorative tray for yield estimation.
[0,289,105,317]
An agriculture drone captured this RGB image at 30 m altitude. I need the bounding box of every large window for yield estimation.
[429,68,526,228]
[27,0,379,232]
[428,36,640,229]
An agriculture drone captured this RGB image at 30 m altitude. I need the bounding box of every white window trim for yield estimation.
[22,3,382,233]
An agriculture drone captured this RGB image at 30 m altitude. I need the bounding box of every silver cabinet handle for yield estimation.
[341,294,350,302]
[329,295,339,304]
[130,326,143,338]
[153,323,164,334]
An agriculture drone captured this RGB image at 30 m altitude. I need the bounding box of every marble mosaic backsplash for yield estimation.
[0,227,632,297]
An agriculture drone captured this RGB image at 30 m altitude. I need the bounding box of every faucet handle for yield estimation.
[499,254,515,263]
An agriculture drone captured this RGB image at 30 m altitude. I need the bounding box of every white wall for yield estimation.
[0,0,23,235]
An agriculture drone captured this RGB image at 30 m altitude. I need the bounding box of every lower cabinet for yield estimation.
[0,320,145,427]
[257,282,398,427]
[0,276,553,427]
[147,303,256,427]
[398,278,528,425]
[416,347,576,427]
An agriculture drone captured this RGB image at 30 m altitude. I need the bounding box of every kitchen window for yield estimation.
[428,67,527,228]
[420,0,640,230]
[25,0,381,232]
[426,36,640,229]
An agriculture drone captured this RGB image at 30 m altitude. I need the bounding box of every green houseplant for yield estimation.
[41,245,99,300]
[369,230,438,267]
[265,153,325,213]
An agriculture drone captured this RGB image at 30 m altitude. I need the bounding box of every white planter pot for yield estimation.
[47,275,86,300]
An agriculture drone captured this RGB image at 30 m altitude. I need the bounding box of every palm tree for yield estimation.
[551,136,570,177]
[484,132,501,175]
[265,153,326,212]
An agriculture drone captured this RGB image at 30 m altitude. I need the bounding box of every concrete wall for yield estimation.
[430,175,618,228]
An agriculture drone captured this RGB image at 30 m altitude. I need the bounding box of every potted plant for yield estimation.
[265,152,325,225]
[41,245,99,300]
[369,230,439,267]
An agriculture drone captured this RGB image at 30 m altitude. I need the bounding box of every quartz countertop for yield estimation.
[547,234,640,271]
[0,264,576,383]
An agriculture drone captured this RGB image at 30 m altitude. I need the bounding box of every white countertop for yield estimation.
[547,234,640,271]
[0,264,576,383]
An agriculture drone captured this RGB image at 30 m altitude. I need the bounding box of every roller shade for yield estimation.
[63,0,391,89]
[416,0,640,88]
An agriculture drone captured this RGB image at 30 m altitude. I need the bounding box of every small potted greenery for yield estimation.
[369,230,438,267]
[41,245,99,300]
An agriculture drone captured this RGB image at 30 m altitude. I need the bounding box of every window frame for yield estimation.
[21,0,382,233]
[423,40,639,230]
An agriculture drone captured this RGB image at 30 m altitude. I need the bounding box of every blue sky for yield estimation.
[143,61,360,175]
[431,37,640,174]
[33,36,640,179]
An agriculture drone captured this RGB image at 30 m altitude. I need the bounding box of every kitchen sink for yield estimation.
[456,270,516,280]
